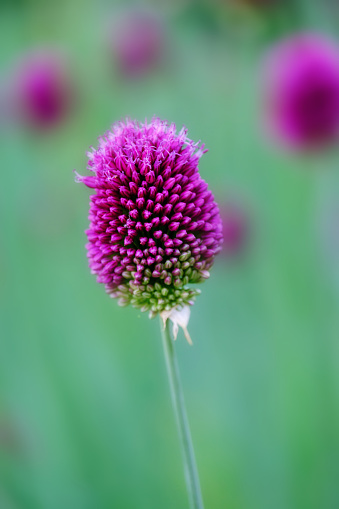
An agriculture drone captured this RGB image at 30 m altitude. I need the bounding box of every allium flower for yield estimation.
[263,33,339,150]
[221,203,248,257]
[11,49,73,130]
[76,118,223,319]
[110,10,164,78]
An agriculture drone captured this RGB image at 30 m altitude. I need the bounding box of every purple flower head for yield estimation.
[110,9,165,78]
[12,49,73,130]
[76,118,223,317]
[263,33,339,151]
[220,203,248,257]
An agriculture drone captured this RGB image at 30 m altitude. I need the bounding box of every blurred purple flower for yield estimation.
[12,50,73,130]
[263,33,339,151]
[76,118,223,317]
[220,203,248,257]
[110,9,165,78]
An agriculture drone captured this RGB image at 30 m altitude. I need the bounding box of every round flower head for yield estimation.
[221,203,248,257]
[110,9,164,78]
[11,49,73,130]
[263,33,339,150]
[76,118,223,318]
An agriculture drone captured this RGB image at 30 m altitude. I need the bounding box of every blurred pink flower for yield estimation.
[220,203,248,257]
[11,50,73,130]
[110,9,165,78]
[263,33,339,151]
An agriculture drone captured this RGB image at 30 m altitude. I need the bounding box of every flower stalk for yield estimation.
[160,317,204,509]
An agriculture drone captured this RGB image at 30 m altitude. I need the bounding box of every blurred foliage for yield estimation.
[1,0,339,508]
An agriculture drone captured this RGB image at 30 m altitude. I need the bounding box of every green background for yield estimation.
[1,1,339,508]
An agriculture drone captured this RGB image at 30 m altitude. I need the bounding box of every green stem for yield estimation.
[160,317,204,509]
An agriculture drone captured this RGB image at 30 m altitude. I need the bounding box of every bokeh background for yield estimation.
[1,1,339,508]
